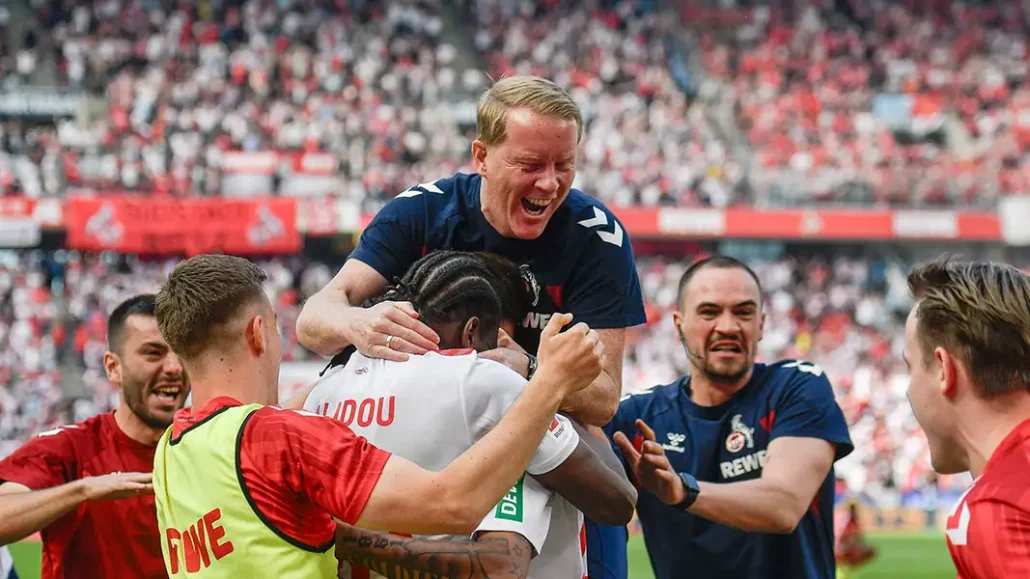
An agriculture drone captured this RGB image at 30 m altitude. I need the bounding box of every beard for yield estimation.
[121,373,184,429]
[683,338,754,384]
[698,359,752,384]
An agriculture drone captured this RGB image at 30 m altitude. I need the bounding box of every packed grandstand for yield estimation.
[1,0,1028,530]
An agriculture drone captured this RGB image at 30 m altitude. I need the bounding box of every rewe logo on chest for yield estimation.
[720,450,768,479]
[522,312,553,329]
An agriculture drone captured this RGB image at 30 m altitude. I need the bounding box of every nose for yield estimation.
[714,312,741,336]
[163,354,185,378]
[535,165,559,194]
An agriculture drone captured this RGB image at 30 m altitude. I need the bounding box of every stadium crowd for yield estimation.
[693,0,1030,208]
[0,0,1023,209]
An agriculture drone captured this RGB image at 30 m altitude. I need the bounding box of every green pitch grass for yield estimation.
[11,532,955,578]
[627,532,956,578]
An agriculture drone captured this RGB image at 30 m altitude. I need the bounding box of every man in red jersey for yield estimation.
[903,258,1030,579]
[0,294,189,579]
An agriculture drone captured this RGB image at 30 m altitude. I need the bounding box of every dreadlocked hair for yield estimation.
[363,250,504,328]
[472,252,533,323]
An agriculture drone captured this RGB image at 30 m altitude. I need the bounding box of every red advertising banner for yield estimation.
[0,196,34,217]
[357,206,1002,242]
[65,196,301,255]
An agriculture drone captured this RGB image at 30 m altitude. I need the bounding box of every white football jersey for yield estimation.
[304,349,586,578]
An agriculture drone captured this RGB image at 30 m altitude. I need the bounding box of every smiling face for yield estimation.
[106,314,189,429]
[472,107,579,240]
[674,266,765,385]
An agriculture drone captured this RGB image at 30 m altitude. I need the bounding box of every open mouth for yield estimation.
[152,384,183,403]
[709,342,743,354]
[520,198,551,216]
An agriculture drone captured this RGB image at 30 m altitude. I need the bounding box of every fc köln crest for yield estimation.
[519,264,541,307]
[726,414,756,453]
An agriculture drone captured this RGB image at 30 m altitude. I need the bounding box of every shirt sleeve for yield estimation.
[0,426,78,490]
[242,407,392,525]
[769,362,854,461]
[964,499,1030,578]
[460,358,580,475]
[348,192,427,282]
[563,208,646,330]
[473,474,553,556]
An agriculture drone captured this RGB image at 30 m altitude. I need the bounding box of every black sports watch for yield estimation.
[674,472,701,511]
[525,352,538,380]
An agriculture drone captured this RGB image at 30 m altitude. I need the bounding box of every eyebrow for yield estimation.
[696,300,759,309]
[137,341,168,351]
[514,155,574,164]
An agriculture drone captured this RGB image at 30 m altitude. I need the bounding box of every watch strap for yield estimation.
[675,472,700,511]
[525,352,538,380]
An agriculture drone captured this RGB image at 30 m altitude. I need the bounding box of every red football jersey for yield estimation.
[946,417,1030,579]
[170,397,390,549]
[0,412,166,579]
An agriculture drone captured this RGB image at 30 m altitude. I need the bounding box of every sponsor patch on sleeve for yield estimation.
[548,416,566,439]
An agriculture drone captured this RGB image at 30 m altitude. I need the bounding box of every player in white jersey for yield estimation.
[296,251,636,578]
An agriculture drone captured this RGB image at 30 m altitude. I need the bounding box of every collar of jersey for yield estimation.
[678,364,767,421]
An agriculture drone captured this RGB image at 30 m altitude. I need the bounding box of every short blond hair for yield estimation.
[156,254,268,361]
[476,76,583,146]
[908,258,1030,397]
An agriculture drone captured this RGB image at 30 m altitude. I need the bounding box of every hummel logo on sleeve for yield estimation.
[577,207,624,247]
[397,181,445,198]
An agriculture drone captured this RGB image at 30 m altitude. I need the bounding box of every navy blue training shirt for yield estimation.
[604,360,854,579]
[351,172,647,578]
[350,172,647,355]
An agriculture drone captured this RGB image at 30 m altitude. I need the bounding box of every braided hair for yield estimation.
[366,249,504,333]
[323,251,513,373]
[472,252,534,324]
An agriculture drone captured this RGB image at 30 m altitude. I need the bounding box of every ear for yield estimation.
[246,315,268,357]
[936,347,959,400]
[757,311,767,342]
[471,140,488,176]
[103,351,122,385]
[672,311,685,341]
[462,316,480,350]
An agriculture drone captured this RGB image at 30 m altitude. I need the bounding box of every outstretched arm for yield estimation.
[615,420,834,533]
[335,523,531,579]
[0,474,153,546]
[0,431,154,546]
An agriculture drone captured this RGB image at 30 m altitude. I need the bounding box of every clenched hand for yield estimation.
[535,314,605,397]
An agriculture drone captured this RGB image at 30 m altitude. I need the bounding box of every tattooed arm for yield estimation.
[335,523,532,579]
